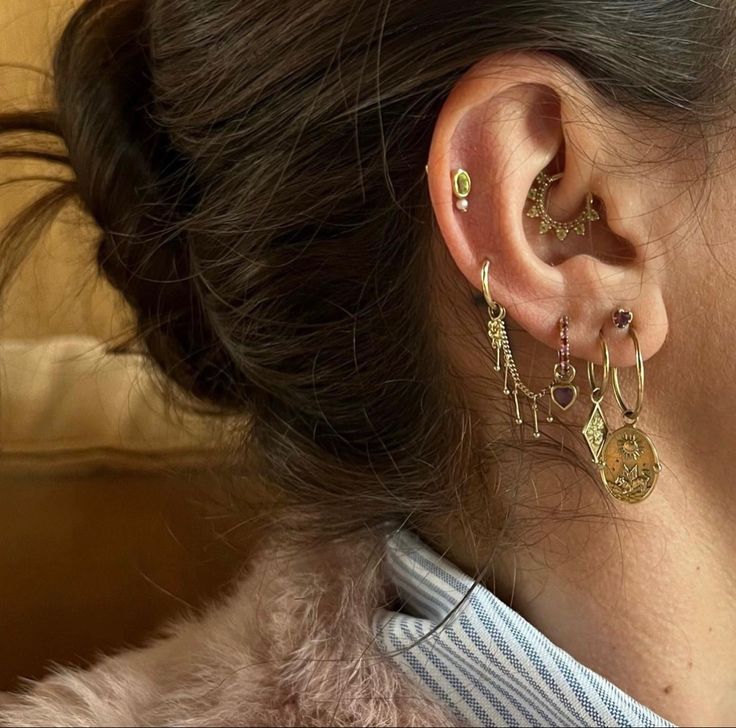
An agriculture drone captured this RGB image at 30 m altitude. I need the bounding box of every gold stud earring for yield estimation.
[452,168,471,212]
[598,318,662,504]
[526,170,599,241]
[582,330,610,465]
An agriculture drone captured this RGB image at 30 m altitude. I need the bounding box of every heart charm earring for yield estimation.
[550,315,579,411]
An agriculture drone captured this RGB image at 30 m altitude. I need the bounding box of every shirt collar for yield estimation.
[373,528,674,727]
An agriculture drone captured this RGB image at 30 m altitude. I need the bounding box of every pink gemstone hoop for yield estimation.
[550,315,579,412]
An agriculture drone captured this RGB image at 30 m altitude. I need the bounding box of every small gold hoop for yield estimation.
[481,260,505,319]
[612,326,644,422]
[553,362,576,384]
[587,330,610,403]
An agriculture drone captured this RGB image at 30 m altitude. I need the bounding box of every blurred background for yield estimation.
[0,0,254,691]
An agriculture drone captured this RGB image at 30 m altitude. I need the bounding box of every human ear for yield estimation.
[426,52,668,366]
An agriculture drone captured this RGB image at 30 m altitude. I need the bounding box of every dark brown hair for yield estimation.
[1,0,733,537]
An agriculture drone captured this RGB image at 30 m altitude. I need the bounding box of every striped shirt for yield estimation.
[373,528,674,727]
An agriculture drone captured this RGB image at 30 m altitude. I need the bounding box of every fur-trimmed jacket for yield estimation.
[0,532,456,727]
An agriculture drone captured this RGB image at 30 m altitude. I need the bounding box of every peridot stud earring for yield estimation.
[452,168,471,212]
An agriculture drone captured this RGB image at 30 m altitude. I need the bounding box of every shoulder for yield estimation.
[1,527,455,726]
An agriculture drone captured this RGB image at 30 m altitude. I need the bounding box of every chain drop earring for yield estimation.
[481,261,577,439]
[598,314,662,504]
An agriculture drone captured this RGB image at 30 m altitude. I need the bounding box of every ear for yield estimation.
[427,52,668,366]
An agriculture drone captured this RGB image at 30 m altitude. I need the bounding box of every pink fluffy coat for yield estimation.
[0,532,457,727]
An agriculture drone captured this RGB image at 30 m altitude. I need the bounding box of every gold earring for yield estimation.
[452,168,471,212]
[481,260,576,439]
[598,320,662,504]
[550,315,578,411]
[582,331,610,465]
[526,170,599,241]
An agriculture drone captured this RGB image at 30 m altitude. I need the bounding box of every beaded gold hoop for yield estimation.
[526,171,600,241]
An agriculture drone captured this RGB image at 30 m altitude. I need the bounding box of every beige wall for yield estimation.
[0,0,131,340]
[0,1,251,691]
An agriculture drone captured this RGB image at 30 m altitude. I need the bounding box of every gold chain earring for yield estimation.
[481,260,577,439]
[598,313,662,504]
[526,170,600,241]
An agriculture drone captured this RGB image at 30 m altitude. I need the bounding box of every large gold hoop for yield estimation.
[611,326,644,423]
[587,330,610,404]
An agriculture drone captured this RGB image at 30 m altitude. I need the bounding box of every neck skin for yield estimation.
[427,259,736,728]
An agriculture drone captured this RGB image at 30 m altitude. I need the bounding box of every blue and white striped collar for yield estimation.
[373,528,674,727]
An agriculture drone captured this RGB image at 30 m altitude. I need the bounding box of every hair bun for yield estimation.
[54,0,247,408]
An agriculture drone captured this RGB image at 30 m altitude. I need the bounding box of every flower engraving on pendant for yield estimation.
[613,463,652,498]
[600,424,661,504]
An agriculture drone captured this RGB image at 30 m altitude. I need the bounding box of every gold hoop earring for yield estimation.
[550,315,578,411]
[481,260,577,439]
[599,323,662,504]
[526,170,599,241]
[582,331,610,465]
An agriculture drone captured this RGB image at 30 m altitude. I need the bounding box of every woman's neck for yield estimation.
[432,444,736,727]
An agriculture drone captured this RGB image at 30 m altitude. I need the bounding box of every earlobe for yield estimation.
[426,52,669,368]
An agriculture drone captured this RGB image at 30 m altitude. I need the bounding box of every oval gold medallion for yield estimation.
[600,424,661,504]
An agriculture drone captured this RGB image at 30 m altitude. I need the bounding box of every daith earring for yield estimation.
[526,170,600,241]
[452,168,471,212]
[598,311,662,504]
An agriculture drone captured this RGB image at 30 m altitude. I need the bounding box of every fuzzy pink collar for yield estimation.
[1,530,456,726]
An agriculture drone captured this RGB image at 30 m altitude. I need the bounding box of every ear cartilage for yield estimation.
[452,168,471,212]
[526,170,599,241]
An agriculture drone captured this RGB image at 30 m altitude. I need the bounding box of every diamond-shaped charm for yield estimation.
[583,402,609,463]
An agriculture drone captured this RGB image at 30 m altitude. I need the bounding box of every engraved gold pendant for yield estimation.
[599,424,661,504]
[583,331,610,465]
[583,401,609,464]
[596,322,662,505]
